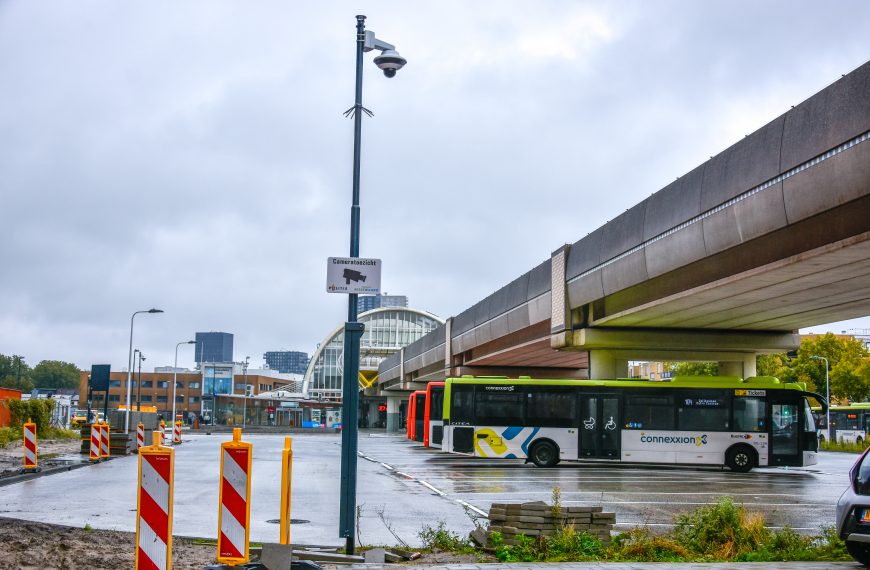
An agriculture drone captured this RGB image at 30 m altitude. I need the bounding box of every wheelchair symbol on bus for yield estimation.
[604,416,616,431]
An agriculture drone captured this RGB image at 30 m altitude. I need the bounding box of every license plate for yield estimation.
[860,509,870,523]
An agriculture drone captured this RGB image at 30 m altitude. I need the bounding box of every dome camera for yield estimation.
[373,49,406,78]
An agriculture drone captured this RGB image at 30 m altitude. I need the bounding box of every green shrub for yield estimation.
[6,399,55,436]
[674,497,766,559]
[418,521,471,552]
[494,533,540,562]
[546,526,603,560]
[608,528,689,562]
[0,426,23,448]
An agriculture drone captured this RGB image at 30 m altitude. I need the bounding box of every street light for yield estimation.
[125,308,163,432]
[173,340,196,427]
[242,356,250,427]
[135,350,146,410]
[339,15,406,556]
[811,355,831,440]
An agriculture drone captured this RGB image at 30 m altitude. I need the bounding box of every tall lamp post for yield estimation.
[173,340,196,426]
[811,355,831,440]
[125,308,163,432]
[134,350,145,410]
[242,356,250,426]
[339,15,406,556]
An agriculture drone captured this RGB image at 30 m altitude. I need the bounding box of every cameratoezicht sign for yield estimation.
[326,257,382,294]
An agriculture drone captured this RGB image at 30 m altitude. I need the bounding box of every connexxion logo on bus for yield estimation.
[640,433,709,446]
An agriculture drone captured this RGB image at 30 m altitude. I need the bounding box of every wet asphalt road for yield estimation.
[0,431,857,546]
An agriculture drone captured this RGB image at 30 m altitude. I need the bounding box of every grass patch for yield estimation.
[418,521,473,552]
[821,439,870,453]
[428,497,851,563]
[0,427,23,448]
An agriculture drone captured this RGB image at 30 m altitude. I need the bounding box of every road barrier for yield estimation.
[159,420,166,445]
[23,419,38,472]
[89,424,101,463]
[217,428,252,565]
[99,421,110,460]
[137,423,145,452]
[135,432,174,570]
[279,436,293,545]
[173,421,181,445]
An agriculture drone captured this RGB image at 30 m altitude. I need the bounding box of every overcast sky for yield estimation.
[2,1,869,373]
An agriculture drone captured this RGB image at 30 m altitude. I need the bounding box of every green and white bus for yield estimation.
[442,375,826,472]
[828,403,870,444]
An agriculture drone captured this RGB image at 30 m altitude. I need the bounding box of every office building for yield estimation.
[263,351,309,375]
[356,294,408,313]
[195,332,233,365]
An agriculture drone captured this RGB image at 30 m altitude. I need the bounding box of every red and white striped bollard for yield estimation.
[172,421,181,445]
[135,432,174,569]
[99,421,110,460]
[217,428,252,565]
[137,422,145,452]
[23,419,38,472]
[89,424,101,462]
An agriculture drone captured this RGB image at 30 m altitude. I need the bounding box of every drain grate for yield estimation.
[266,519,309,524]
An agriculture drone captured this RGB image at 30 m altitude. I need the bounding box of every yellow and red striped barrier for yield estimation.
[137,423,145,452]
[23,419,38,472]
[99,421,110,460]
[279,436,293,545]
[89,424,101,462]
[217,428,252,565]
[172,421,181,445]
[135,432,174,570]
[159,420,166,445]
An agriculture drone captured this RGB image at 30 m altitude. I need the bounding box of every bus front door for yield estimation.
[769,395,801,466]
[578,395,620,459]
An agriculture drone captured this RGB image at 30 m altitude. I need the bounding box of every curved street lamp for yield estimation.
[339,15,406,556]
[125,308,163,432]
[173,340,196,427]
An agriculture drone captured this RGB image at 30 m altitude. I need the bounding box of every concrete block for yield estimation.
[260,543,294,570]
[364,548,386,563]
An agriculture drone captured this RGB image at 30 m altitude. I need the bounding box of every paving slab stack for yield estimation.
[487,501,615,546]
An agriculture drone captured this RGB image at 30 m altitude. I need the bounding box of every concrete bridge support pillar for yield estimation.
[718,354,757,379]
[589,350,628,380]
[385,396,402,433]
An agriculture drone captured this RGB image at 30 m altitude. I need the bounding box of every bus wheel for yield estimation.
[726,445,756,473]
[529,441,560,468]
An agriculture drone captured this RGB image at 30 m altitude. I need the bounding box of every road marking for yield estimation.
[358,448,487,516]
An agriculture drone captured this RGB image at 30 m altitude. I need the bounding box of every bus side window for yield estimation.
[734,397,766,432]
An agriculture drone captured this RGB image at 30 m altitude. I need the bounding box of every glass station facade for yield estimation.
[305,308,443,402]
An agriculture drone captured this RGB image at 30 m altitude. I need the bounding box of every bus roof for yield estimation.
[445,375,809,392]
[828,403,870,410]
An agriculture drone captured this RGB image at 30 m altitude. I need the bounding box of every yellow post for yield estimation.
[279,436,293,544]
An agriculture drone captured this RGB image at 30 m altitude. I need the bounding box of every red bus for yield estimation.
[423,382,445,448]
[407,390,426,442]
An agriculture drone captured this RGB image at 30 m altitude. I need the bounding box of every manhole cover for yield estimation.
[266,519,309,524]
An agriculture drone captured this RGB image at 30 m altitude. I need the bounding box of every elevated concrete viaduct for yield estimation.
[376,60,870,404]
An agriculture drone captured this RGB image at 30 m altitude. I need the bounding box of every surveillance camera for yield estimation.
[373,49,406,78]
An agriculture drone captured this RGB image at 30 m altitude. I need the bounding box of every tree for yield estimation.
[788,333,869,400]
[30,360,81,390]
[0,353,33,392]
[756,353,795,383]
[666,362,718,376]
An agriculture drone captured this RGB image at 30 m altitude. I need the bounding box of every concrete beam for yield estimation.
[559,327,798,357]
